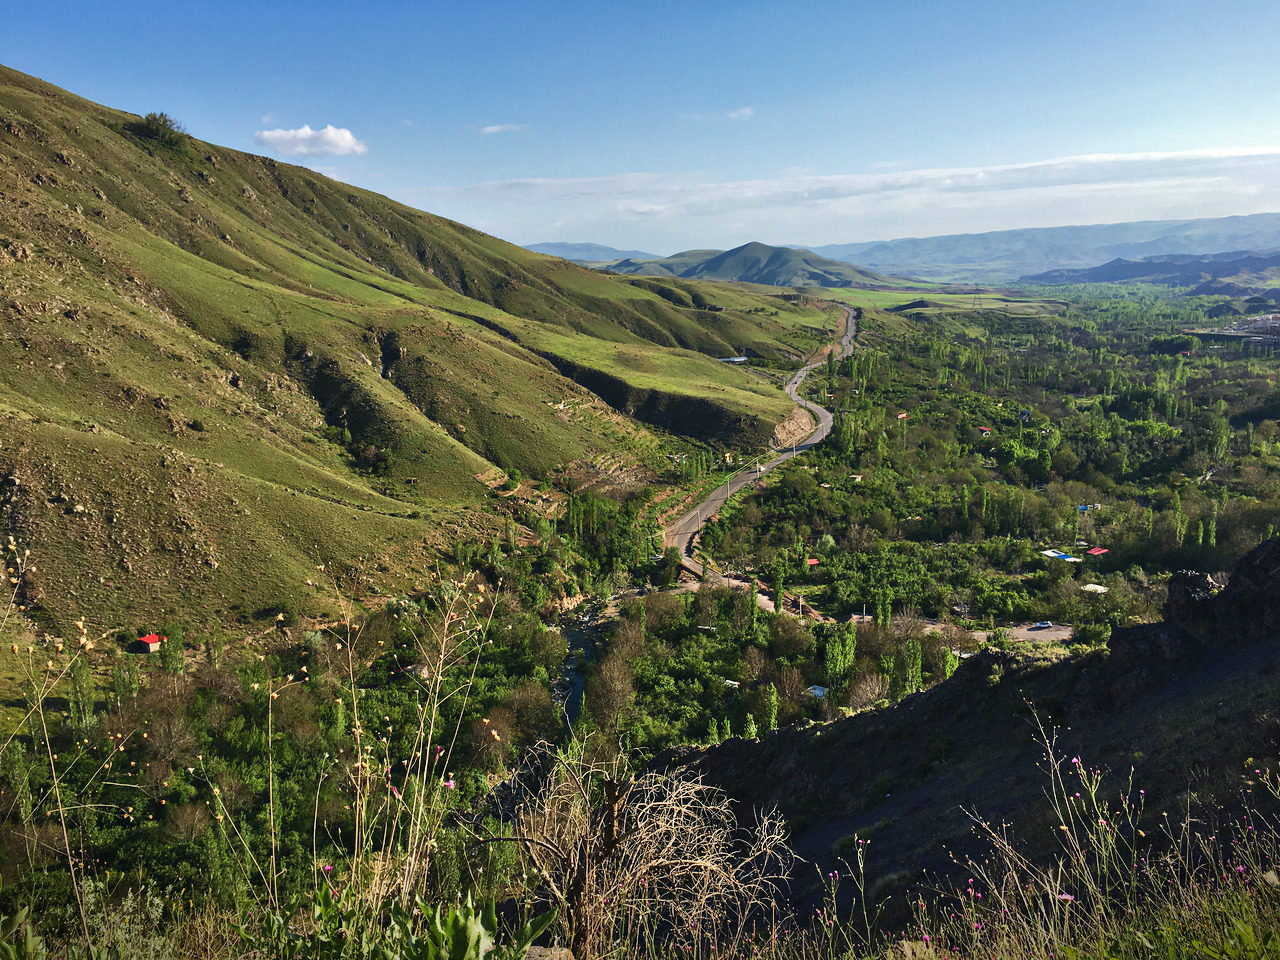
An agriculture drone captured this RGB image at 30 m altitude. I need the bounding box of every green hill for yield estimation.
[803,213,1280,281]
[599,242,896,287]
[1021,248,1280,292]
[523,241,662,261]
[0,64,831,630]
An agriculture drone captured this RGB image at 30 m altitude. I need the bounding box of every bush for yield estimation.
[130,111,187,148]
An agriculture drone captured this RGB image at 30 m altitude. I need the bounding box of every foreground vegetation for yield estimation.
[1,539,1278,958]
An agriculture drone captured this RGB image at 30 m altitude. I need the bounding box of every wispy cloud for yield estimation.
[480,123,527,135]
[254,124,368,156]
[404,147,1280,250]
[726,106,755,121]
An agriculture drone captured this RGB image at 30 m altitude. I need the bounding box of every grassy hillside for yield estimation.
[0,64,832,629]
[599,242,898,287]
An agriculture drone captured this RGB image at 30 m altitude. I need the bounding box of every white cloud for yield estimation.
[253,124,368,156]
[727,106,755,121]
[404,147,1280,251]
[480,123,527,135]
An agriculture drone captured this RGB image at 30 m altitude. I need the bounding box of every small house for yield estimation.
[806,558,821,566]
[1086,547,1109,556]
[138,633,165,654]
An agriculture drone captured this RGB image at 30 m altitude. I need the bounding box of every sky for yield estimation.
[6,0,1280,254]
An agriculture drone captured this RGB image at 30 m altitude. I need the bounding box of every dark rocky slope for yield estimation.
[658,540,1280,906]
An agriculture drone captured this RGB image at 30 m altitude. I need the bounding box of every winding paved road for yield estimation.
[664,304,859,576]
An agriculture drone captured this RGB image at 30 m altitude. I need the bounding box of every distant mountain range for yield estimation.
[590,241,896,288]
[525,241,661,261]
[797,213,1280,281]
[1021,249,1280,294]
[538,213,1280,283]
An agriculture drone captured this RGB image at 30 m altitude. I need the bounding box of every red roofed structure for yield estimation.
[1086,547,1109,556]
[806,558,820,566]
[138,633,165,653]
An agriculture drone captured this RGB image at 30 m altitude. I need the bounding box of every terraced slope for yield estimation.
[0,64,830,629]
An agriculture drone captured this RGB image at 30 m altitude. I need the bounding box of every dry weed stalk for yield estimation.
[910,719,1280,958]
[487,738,795,959]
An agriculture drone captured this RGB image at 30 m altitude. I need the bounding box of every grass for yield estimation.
[818,286,1068,315]
[0,63,840,630]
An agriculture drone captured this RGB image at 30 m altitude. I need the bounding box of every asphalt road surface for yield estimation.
[663,304,858,575]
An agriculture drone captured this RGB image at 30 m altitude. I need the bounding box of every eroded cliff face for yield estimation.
[657,540,1280,909]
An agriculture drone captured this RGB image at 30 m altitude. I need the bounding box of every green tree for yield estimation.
[133,111,187,147]
[762,684,778,731]
[68,655,95,734]
[159,635,184,674]
[822,623,857,684]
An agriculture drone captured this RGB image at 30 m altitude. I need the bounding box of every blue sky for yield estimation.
[7,0,1280,252]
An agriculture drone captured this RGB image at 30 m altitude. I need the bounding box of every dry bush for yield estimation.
[492,739,796,958]
[847,670,889,711]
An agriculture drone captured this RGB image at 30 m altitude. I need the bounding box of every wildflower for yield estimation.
[1057,893,1075,901]
[443,779,456,790]
[322,865,334,874]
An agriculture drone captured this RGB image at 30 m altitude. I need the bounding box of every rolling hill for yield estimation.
[523,241,662,262]
[0,64,834,630]
[801,212,1280,281]
[598,241,897,287]
[1021,248,1280,292]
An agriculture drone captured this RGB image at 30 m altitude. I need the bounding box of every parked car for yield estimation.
[1032,621,1054,629]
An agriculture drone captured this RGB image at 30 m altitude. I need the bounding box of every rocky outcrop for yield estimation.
[657,539,1280,910]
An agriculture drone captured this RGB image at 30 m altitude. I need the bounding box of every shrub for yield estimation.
[130,112,187,148]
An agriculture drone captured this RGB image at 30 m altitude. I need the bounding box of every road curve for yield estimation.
[664,304,858,575]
